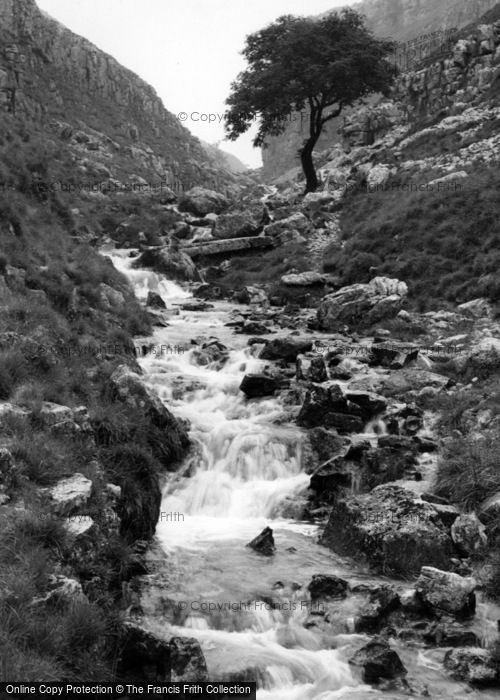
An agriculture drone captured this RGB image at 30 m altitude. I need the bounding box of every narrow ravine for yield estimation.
[108,248,500,700]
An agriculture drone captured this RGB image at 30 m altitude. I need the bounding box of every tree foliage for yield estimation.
[225,10,397,191]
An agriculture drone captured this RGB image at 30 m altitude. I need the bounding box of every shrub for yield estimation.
[0,350,28,400]
[435,434,500,509]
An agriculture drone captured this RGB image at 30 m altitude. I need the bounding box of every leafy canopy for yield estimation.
[225,10,397,147]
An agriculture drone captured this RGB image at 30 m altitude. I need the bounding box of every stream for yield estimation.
[108,248,499,700]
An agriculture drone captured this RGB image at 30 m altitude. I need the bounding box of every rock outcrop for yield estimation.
[320,484,456,576]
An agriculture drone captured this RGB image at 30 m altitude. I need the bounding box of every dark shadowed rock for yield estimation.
[296,354,328,383]
[308,574,350,600]
[354,585,400,633]
[246,527,275,556]
[240,374,277,398]
[424,622,479,648]
[415,566,476,619]
[349,639,407,684]
[146,291,166,309]
[297,383,365,433]
[370,341,419,368]
[320,485,455,576]
[260,336,313,362]
[119,622,208,682]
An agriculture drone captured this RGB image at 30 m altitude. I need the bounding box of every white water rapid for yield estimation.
[106,248,500,700]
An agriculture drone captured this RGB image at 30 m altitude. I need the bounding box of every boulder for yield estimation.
[348,368,449,397]
[424,622,479,648]
[98,283,126,310]
[370,342,419,368]
[134,247,199,282]
[297,383,364,433]
[120,622,208,682]
[264,212,312,242]
[49,473,93,516]
[191,340,229,369]
[296,355,328,383]
[178,187,228,216]
[415,567,476,619]
[320,485,455,576]
[246,526,275,556]
[259,337,312,363]
[349,640,407,684]
[146,291,166,309]
[235,286,268,305]
[354,586,400,633]
[451,514,487,556]
[317,277,408,330]
[308,574,350,600]
[240,374,277,398]
[444,648,498,686]
[109,365,189,464]
[213,211,260,239]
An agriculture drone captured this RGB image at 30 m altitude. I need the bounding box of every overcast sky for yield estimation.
[36,0,357,168]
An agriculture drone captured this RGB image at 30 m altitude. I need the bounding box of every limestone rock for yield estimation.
[451,513,487,556]
[444,648,498,686]
[317,277,408,330]
[415,566,476,618]
[281,271,326,286]
[320,485,455,576]
[179,187,228,216]
[49,473,93,516]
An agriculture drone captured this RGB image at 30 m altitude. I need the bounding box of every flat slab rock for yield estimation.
[320,484,456,576]
[49,473,93,516]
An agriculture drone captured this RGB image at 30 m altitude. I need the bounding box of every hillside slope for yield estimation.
[0,0,235,190]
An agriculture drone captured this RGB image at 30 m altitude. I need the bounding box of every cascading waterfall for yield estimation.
[108,247,500,700]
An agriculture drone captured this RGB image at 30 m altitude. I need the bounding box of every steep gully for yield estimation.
[108,249,498,700]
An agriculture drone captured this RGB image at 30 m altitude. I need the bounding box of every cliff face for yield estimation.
[262,0,500,181]
[349,0,500,41]
[0,0,231,189]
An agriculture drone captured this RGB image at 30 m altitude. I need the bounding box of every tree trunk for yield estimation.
[300,137,319,194]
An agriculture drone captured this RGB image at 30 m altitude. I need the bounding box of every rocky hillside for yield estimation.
[262,0,500,180]
[0,0,239,190]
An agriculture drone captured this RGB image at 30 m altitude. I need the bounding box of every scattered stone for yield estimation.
[308,574,350,600]
[146,291,166,309]
[240,374,277,398]
[246,527,276,556]
[451,513,487,556]
[296,355,328,383]
[349,639,407,684]
[354,586,400,633]
[424,622,479,647]
[235,286,268,305]
[444,648,498,686]
[260,337,313,363]
[415,566,476,619]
